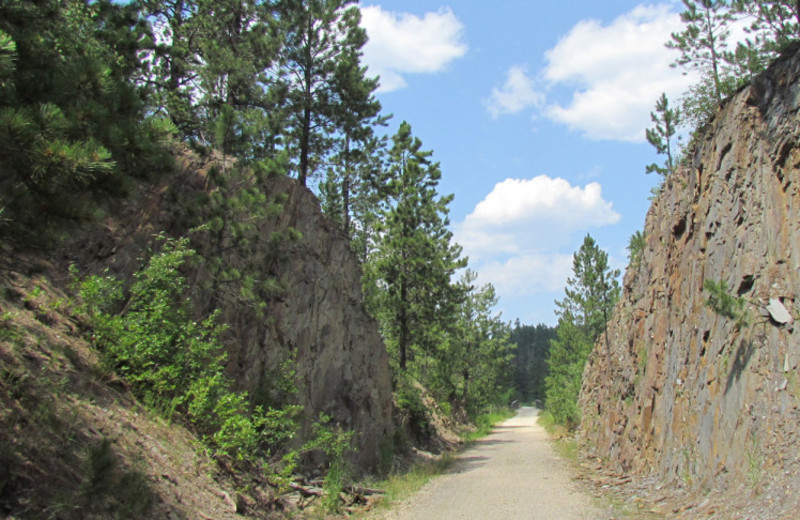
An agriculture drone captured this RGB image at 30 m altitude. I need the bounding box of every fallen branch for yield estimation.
[289,483,323,497]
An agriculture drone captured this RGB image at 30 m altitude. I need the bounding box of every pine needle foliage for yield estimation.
[545,235,620,429]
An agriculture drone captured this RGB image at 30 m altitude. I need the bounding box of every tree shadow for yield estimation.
[725,337,757,395]
[472,438,514,447]
[446,455,489,474]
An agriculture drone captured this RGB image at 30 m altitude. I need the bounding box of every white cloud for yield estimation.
[464,176,619,230]
[478,253,574,296]
[359,5,468,92]
[455,176,620,300]
[485,66,544,118]
[542,4,696,142]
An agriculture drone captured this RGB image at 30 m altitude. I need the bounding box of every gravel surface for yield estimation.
[373,407,613,520]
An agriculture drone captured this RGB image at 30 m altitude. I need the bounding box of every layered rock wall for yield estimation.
[579,45,800,510]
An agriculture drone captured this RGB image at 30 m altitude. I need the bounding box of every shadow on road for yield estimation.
[447,455,489,474]
[472,438,513,447]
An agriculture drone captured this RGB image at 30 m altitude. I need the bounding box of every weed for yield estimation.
[47,297,67,312]
[304,413,355,513]
[746,437,763,489]
[721,349,731,374]
[0,310,20,341]
[23,285,43,303]
[680,449,694,488]
[361,453,456,513]
[538,409,569,438]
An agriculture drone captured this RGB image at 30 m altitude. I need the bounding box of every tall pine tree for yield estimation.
[364,122,466,371]
[545,234,620,428]
[276,0,371,187]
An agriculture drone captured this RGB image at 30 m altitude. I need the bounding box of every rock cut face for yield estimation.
[223,176,394,473]
[64,152,394,473]
[579,45,800,515]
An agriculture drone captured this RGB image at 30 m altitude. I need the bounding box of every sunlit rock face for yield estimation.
[579,44,800,515]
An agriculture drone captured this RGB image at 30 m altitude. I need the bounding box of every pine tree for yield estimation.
[364,122,466,371]
[443,270,515,415]
[510,322,556,403]
[545,234,620,428]
[668,0,735,104]
[322,47,387,236]
[275,0,370,187]
[667,0,749,126]
[0,0,172,240]
[733,0,800,51]
[645,93,681,176]
[138,0,206,138]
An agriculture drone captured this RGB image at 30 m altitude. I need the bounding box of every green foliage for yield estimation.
[440,270,516,416]
[462,408,515,443]
[627,230,647,268]
[364,121,467,372]
[510,321,556,403]
[276,0,375,186]
[393,372,432,439]
[733,0,800,52]
[703,278,750,327]
[305,413,354,512]
[77,236,278,460]
[645,93,681,176]
[667,1,777,129]
[0,1,174,243]
[545,235,620,429]
[668,0,736,107]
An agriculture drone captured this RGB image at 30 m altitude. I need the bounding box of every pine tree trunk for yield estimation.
[342,137,351,235]
[298,18,313,187]
[299,104,311,187]
[399,278,408,370]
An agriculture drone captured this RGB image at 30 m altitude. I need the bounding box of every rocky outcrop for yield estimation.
[222,175,395,472]
[579,45,800,516]
[62,151,394,472]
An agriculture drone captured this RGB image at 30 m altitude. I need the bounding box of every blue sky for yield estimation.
[357,0,699,326]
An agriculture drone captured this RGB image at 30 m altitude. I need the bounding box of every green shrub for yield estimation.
[305,413,354,513]
[76,236,283,460]
[394,374,430,437]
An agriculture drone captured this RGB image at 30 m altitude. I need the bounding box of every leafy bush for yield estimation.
[76,236,272,460]
[305,413,354,513]
[393,373,431,438]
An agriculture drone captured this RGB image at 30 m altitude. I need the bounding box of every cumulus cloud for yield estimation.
[485,66,544,118]
[454,176,620,297]
[542,4,696,142]
[478,253,575,296]
[359,5,468,92]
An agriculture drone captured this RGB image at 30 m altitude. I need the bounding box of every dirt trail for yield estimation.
[373,407,612,520]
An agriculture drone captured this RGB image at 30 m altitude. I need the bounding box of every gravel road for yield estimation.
[372,407,612,520]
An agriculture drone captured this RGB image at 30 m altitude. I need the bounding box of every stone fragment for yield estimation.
[766,298,793,324]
